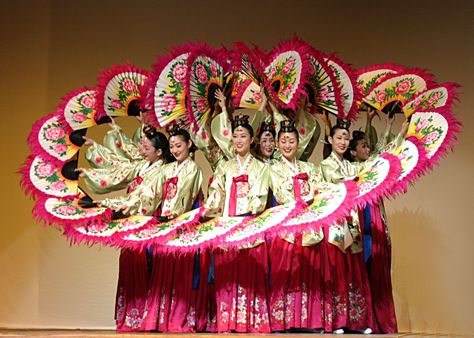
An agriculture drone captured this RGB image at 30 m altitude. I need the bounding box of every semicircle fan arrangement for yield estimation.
[20,38,461,253]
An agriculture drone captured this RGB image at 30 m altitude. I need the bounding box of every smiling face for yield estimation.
[329,128,350,157]
[352,138,370,162]
[259,131,275,159]
[278,131,299,161]
[169,135,190,163]
[232,126,252,157]
[142,138,162,163]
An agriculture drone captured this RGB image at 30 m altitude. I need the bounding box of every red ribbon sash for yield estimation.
[229,174,248,217]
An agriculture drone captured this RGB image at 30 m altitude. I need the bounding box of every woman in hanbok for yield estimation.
[203,114,271,333]
[139,125,205,333]
[268,120,324,332]
[318,119,375,334]
[81,126,172,332]
[347,113,408,333]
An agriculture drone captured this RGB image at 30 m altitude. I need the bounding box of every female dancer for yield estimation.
[80,126,172,332]
[318,119,375,334]
[348,114,408,333]
[140,125,205,333]
[203,115,271,333]
[268,120,324,332]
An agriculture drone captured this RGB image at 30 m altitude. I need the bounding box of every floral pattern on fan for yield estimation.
[402,87,450,117]
[64,90,97,130]
[166,217,244,249]
[224,203,295,245]
[265,52,301,105]
[39,116,78,161]
[104,73,146,116]
[46,197,106,219]
[365,74,428,112]
[74,215,154,237]
[153,53,189,126]
[408,113,447,157]
[356,157,388,196]
[393,140,419,180]
[357,69,397,96]
[188,56,223,129]
[30,156,77,197]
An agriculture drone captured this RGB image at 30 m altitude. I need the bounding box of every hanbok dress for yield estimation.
[319,152,375,332]
[140,158,204,332]
[204,154,271,333]
[79,125,159,332]
[268,158,325,331]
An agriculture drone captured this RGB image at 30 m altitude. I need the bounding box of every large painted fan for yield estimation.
[95,64,149,120]
[231,43,266,110]
[324,54,360,120]
[20,155,79,200]
[159,216,250,254]
[222,203,297,248]
[27,113,79,165]
[141,46,192,128]
[356,64,405,97]
[353,153,402,208]
[402,83,459,117]
[363,70,432,114]
[186,45,225,132]
[405,109,461,167]
[305,48,343,116]
[264,38,310,110]
[68,214,156,246]
[275,181,358,235]
[118,208,202,251]
[32,190,111,232]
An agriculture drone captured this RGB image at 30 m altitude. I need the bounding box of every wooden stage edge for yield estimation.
[0,330,470,338]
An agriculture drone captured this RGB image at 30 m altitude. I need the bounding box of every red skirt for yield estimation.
[115,249,149,332]
[214,242,271,333]
[268,236,323,331]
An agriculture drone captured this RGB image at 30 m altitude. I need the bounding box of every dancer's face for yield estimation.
[142,138,162,163]
[232,126,252,157]
[278,131,299,162]
[330,128,350,156]
[169,135,190,163]
[259,131,275,159]
[352,139,370,162]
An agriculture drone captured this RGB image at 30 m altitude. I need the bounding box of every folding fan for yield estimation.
[324,54,359,120]
[119,208,202,251]
[28,114,79,164]
[264,38,310,110]
[356,64,405,97]
[186,45,225,132]
[161,216,249,254]
[95,64,149,119]
[402,83,458,117]
[406,110,460,166]
[141,48,191,128]
[305,49,342,116]
[60,88,98,130]
[275,181,357,234]
[363,71,432,114]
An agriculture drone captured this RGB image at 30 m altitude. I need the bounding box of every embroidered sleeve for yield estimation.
[204,161,227,217]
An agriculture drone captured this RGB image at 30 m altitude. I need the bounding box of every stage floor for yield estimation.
[0,330,464,338]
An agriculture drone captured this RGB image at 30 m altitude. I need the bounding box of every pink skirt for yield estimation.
[115,249,149,332]
[214,243,271,333]
[268,236,323,331]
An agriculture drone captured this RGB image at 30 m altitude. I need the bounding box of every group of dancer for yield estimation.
[77,88,405,334]
[21,38,460,335]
